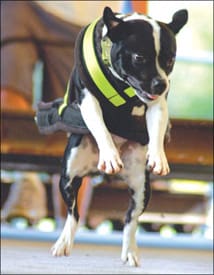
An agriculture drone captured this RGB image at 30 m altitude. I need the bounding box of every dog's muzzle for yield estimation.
[139,77,168,101]
[127,75,168,101]
[151,77,167,95]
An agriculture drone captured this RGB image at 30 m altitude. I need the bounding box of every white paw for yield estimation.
[121,249,139,267]
[51,238,73,257]
[97,149,124,174]
[147,150,170,176]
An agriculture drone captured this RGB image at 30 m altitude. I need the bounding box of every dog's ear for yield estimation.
[167,9,188,34]
[103,7,125,42]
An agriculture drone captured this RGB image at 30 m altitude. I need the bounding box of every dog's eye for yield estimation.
[133,54,146,64]
[166,57,175,68]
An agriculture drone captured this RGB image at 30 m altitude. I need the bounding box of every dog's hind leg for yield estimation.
[51,134,84,256]
[120,144,151,266]
[51,176,82,256]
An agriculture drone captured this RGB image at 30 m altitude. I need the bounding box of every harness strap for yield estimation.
[83,18,124,106]
[59,16,136,115]
[58,79,70,115]
[82,17,135,107]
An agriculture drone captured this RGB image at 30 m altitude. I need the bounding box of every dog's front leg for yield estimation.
[79,88,123,174]
[146,97,170,176]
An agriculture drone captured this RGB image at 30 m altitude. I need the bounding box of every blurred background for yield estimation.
[1,0,213,252]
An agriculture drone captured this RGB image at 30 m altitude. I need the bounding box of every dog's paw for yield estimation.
[147,150,170,176]
[51,238,73,257]
[98,149,124,174]
[121,250,140,267]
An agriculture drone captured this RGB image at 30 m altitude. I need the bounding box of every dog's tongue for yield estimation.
[146,93,159,100]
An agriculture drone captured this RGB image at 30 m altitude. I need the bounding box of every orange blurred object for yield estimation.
[132,0,148,14]
[1,89,32,112]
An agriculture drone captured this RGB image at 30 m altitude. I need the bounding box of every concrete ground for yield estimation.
[1,238,213,274]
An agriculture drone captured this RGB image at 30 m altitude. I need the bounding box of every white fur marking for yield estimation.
[131,105,145,116]
[51,214,78,256]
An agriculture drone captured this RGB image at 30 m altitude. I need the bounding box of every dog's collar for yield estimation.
[82,17,136,107]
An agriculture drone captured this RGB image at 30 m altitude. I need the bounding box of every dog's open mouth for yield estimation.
[143,92,159,100]
[136,90,159,101]
[126,78,160,101]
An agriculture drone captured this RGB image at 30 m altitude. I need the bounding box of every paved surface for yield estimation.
[1,238,213,274]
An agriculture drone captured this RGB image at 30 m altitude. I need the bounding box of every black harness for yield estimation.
[36,17,149,145]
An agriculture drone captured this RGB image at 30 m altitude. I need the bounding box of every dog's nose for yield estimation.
[151,77,167,95]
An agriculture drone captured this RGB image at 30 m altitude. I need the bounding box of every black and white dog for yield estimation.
[51,7,188,266]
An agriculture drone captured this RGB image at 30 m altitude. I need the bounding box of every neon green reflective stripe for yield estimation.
[59,18,136,114]
[58,80,70,115]
[124,87,135,97]
[83,18,126,107]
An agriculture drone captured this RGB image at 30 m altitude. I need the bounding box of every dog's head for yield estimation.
[103,7,188,102]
